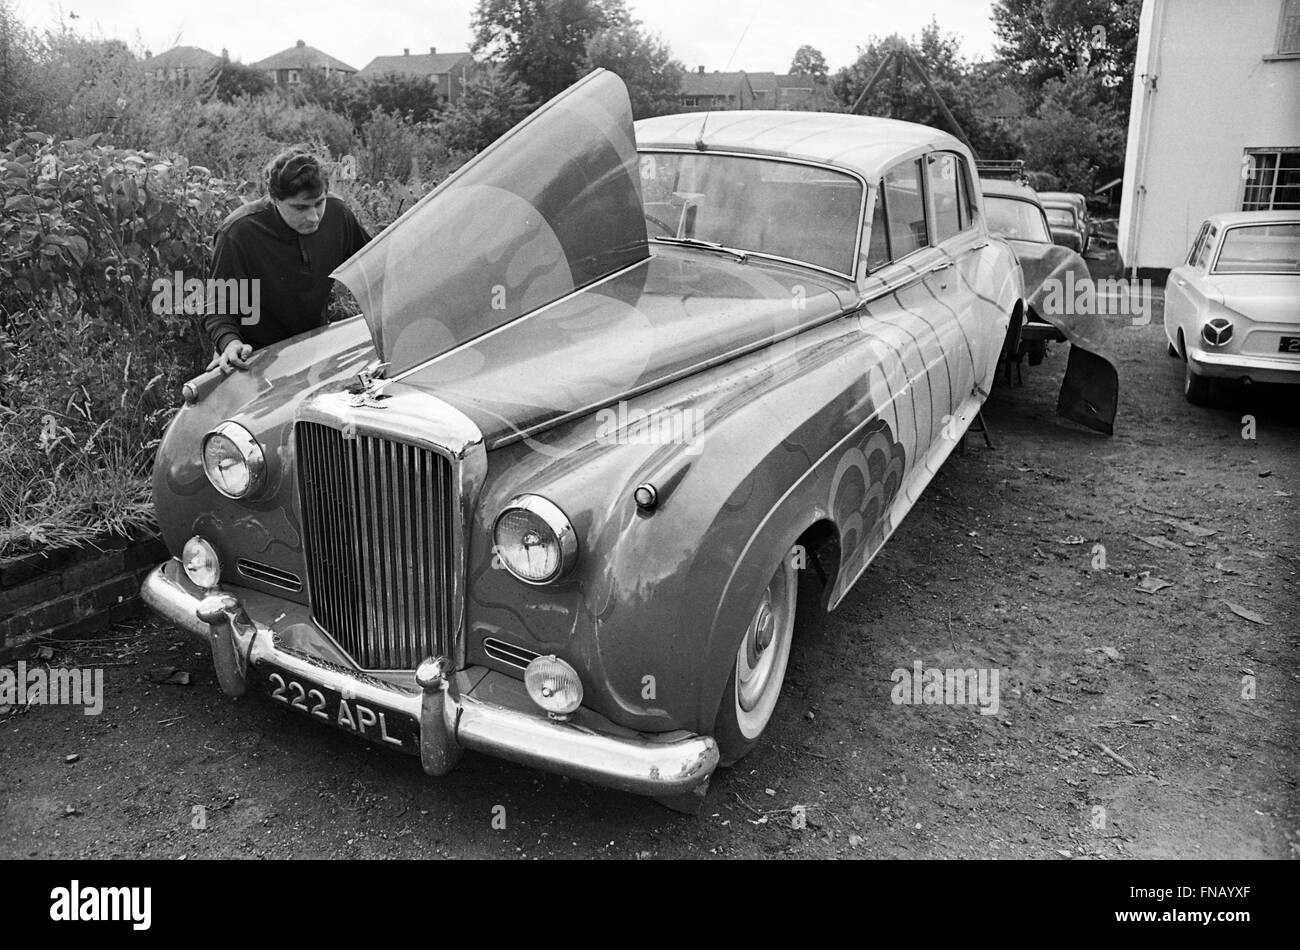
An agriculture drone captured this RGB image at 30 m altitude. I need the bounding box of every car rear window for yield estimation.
[1044,208,1075,228]
[985,196,1051,243]
[1213,223,1300,274]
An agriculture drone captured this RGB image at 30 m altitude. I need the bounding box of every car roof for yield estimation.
[1203,210,1300,229]
[980,178,1041,202]
[1037,191,1085,203]
[634,111,968,180]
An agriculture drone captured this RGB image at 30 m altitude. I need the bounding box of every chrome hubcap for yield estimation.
[736,555,794,720]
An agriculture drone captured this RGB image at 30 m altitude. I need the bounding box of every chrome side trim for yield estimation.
[236,559,303,593]
[483,637,541,671]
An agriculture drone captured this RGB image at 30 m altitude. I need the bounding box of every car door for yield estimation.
[855,154,965,510]
[1167,223,1216,350]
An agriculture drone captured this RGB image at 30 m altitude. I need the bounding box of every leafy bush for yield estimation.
[0,133,245,555]
[0,132,243,328]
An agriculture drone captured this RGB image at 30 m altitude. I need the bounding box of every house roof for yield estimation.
[635,111,964,180]
[680,71,752,97]
[144,46,220,70]
[358,51,473,78]
[252,40,357,73]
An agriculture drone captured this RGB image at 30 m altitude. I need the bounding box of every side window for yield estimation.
[866,186,891,271]
[1196,227,1218,268]
[954,156,976,230]
[883,159,927,258]
[926,152,962,244]
[1186,223,1209,266]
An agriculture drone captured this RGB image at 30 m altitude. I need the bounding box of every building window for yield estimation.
[682,96,699,107]
[1242,148,1300,210]
[1278,0,1300,53]
[288,70,300,84]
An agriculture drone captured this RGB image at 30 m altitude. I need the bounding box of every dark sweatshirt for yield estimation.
[202,194,370,354]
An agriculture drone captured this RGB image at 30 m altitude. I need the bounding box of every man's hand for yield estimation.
[206,340,253,374]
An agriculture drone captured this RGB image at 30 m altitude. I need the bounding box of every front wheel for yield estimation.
[714,547,798,766]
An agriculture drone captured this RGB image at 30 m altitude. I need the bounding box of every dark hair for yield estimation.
[265,146,328,199]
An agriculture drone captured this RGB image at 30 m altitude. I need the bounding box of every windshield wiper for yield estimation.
[652,236,750,263]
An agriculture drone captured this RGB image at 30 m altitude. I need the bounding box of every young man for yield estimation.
[204,147,371,373]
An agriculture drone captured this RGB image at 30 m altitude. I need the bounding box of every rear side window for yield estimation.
[1186,223,1209,265]
[883,159,927,258]
[926,153,963,243]
[866,187,891,271]
[1195,227,1218,268]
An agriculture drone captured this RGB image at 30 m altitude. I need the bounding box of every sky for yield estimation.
[12,0,1000,74]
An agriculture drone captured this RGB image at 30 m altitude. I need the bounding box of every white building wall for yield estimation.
[1119,0,1300,272]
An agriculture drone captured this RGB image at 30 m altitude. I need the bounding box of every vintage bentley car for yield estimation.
[142,71,1023,809]
[1165,210,1300,404]
[982,178,1118,434]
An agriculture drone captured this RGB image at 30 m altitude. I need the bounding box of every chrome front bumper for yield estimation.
[1187,348,1300,385]
[141,560,718,800]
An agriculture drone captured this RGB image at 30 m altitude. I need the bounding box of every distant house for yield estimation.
[252,40,357,87]
[678,68,755,110]
[142,45,221,83]
[678,68,830,111]
[1119,0,1300,274]
[358,47,475,105]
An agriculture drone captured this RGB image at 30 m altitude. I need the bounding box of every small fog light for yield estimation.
[524,655,583,718]
[182,536,221,590]
[633,483,658,510]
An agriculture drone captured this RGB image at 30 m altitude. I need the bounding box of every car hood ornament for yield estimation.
[346,361,391,407]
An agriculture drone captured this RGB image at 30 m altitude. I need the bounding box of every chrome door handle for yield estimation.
[930,260,954,273]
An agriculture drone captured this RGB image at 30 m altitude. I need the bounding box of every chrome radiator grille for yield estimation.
[296,422,457,670]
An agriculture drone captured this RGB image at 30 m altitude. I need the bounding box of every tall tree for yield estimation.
[788,44,828,82]
[211,60,272,102]
[1018,70,1125,192]
[992,0,1139,109]
[831,21,1021,159]
[472,0,630,101]
[440,69,535,153]
[583,21,683,119]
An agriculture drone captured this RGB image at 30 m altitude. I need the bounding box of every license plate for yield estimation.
[1279,336,1300,353]
[258,664,419,751]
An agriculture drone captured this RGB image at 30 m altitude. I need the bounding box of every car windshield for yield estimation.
[1213,223,1300,274]
[1044,207,1075,228]
[638,151,864,276]
[985,196,1051,243]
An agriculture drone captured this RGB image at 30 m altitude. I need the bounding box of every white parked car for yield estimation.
[1165,210,1300,404]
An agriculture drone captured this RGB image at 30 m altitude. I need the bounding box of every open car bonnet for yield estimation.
[331,69,649,376]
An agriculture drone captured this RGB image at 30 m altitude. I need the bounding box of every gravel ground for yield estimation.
[2,272,1296,859]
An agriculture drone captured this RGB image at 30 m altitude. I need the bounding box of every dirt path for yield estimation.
[2,290,1296,859]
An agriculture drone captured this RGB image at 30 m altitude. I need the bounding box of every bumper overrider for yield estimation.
[141,560,718,800]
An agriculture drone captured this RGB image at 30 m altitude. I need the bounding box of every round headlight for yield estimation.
[202,422,265,498]
[492,494,577,585]
[182,536,221,589]
[524,655,584,717]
